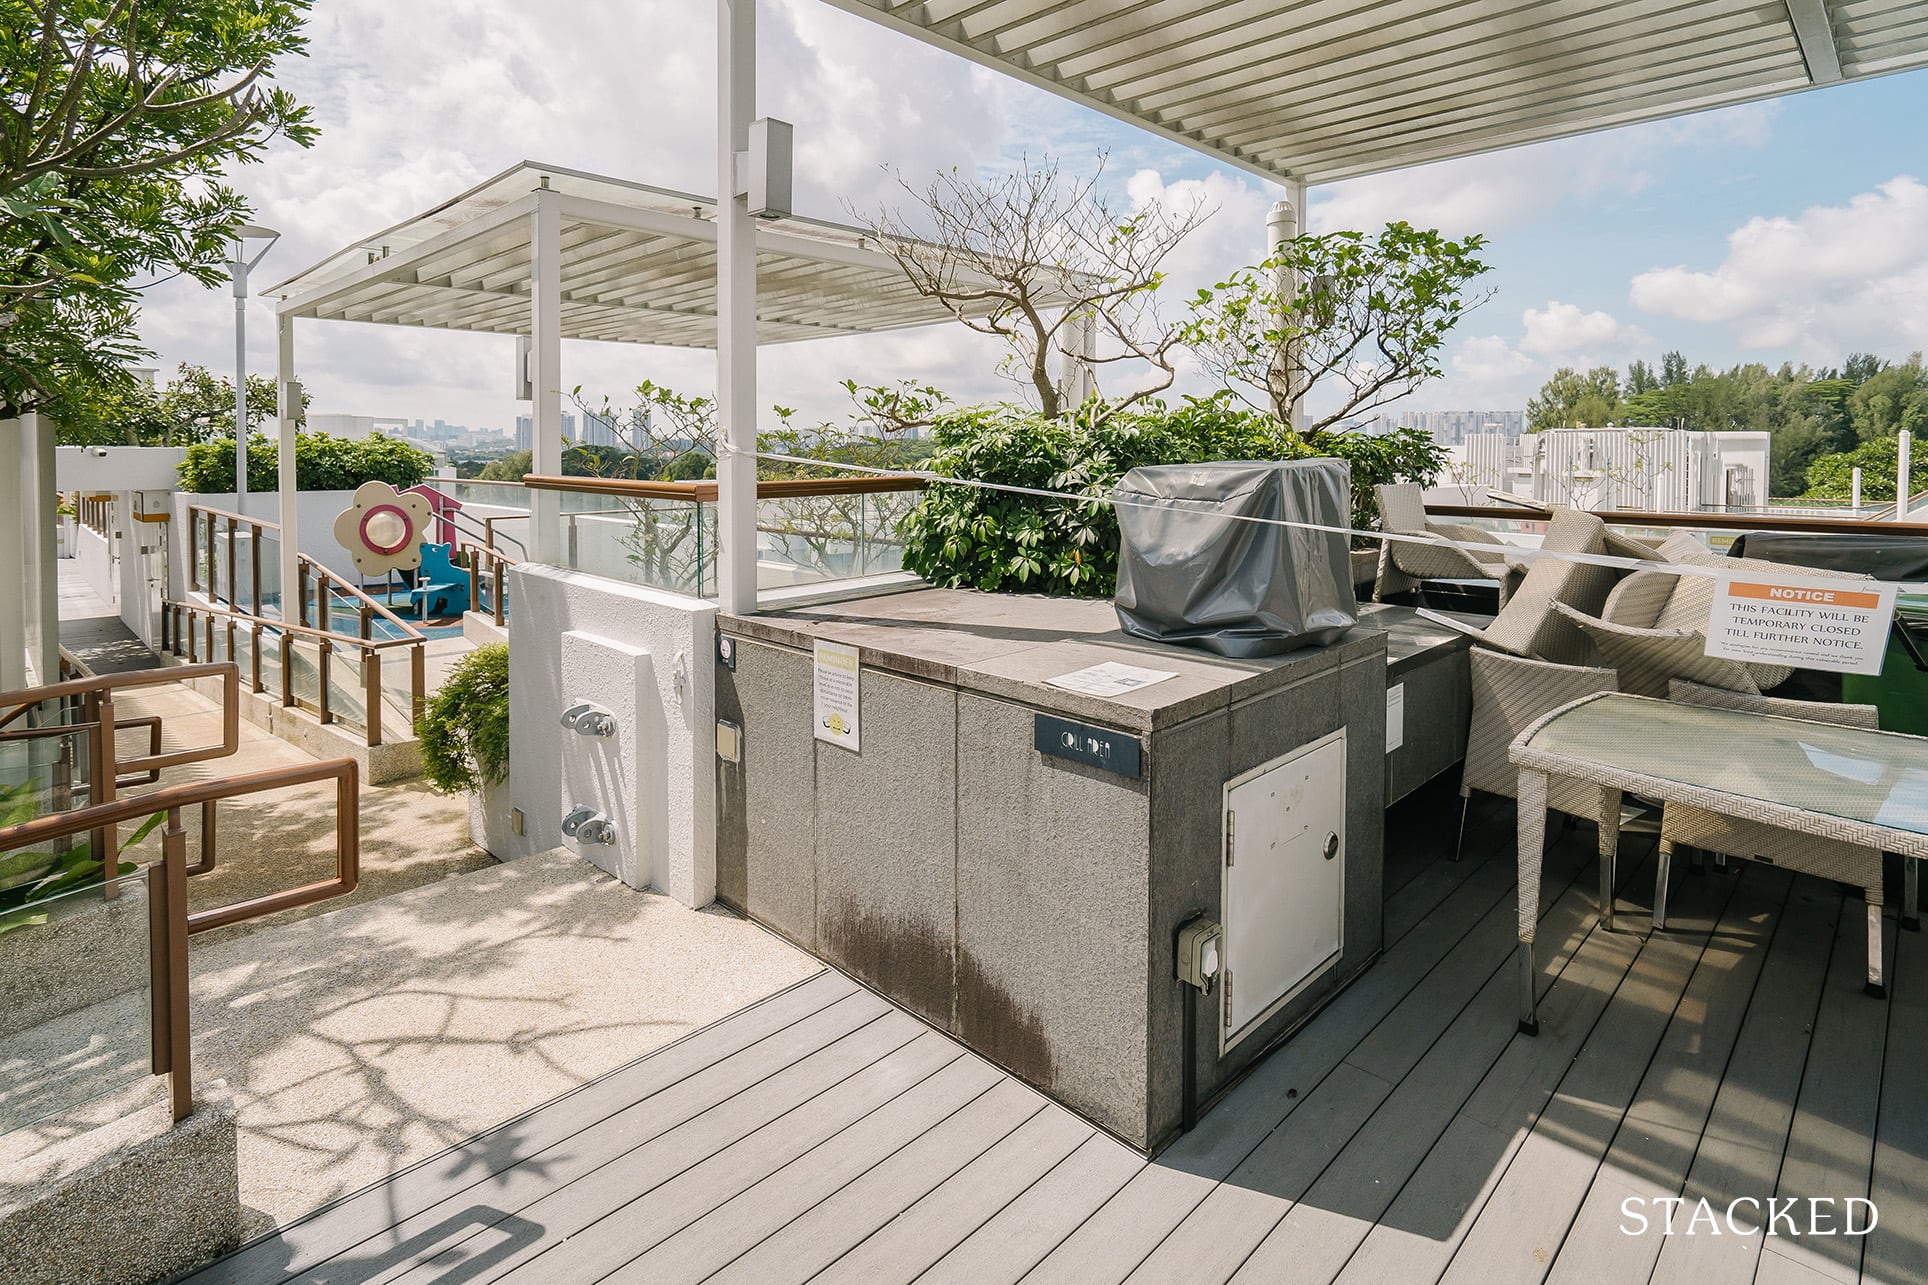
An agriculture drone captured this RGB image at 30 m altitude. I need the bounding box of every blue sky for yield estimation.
[134,1,1928,430]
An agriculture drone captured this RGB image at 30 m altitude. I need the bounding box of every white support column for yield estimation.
[276,313,301,624]
[530,188,565,566]
[716,0,759,615]
[1898,429,1913,523]
[1268,179,1308,434]
[1058,308,1097,409]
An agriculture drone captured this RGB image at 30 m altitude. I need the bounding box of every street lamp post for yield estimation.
[231,224,280,509]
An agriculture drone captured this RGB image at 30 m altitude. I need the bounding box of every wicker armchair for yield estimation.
[1552,532,1875,698]
[1372,482,1512,603]
[1437,508,1636,666]
[1656,679,1889,995]
[1457,648,1620,860]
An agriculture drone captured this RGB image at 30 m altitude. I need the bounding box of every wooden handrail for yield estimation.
[1428,503,1928,539]
[167,599,423,651]
[521,473,929,502]
[185,502,280,533]
[0,754,359,1121]
[303,556,428,640]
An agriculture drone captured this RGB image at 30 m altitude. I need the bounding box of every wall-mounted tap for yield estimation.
[561,702,616,737]
[575,817,617,846]
[561,804,599,838]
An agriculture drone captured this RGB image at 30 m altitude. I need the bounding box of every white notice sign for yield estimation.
[1705,573,1898,676]
[1044,661,1179,698]
[813,639,861,751]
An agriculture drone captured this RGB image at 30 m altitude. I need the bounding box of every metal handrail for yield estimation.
[0,755,360,1121]
[1429,503,1928,539]
[161,599,425,746]
[521,473,930,502]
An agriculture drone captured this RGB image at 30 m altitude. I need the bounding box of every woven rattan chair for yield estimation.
[1552,532,1875,698]
[1438,508,1635,666]
[1457,647,1620,859]
[1372,482,1512,603]
[1655,679,1889,995]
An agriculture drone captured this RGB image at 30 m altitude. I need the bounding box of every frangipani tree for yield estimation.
[1182,221,1493,438]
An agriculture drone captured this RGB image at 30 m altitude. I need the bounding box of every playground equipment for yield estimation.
[330,481,502,623]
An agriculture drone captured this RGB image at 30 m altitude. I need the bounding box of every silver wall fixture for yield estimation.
[562,804,616,845]
[561,702,616,738]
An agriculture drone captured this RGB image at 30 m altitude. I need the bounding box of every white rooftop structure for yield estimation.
[820,0,1928,184]
[268,161,998,346]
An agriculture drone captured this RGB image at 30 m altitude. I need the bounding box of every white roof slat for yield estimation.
[820,0,1928,183]
[270,161,1050,346]
[1221,41,1805,159]
[1153,2,1777,141]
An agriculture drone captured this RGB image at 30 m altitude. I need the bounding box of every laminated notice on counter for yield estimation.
[1044,661,1178,698]
[1705,574,1898,676]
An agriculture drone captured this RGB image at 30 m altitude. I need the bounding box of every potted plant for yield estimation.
[416,642,513,855]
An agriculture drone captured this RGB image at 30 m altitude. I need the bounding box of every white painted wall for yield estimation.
[506,565,717,908]
[75,523,116,605]
[55,446,186,491]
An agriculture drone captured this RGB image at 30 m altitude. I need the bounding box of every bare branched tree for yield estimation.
[862,156,1211,422]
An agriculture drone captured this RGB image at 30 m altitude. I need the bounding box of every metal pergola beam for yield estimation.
[1788,0,1846,84]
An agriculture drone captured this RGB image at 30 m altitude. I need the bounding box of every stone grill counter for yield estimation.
[715,588,1388,1151]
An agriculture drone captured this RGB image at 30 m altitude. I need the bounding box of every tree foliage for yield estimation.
[902,398,1446,598]
[1183,222,1492,434]
[178,431,432,493]
[1801,437,1898,503]
[53,359,303,445]
[1,0,317,419]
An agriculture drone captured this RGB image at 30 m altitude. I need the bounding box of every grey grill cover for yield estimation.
[1113,459,1357,658]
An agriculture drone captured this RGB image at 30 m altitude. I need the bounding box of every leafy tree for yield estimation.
[1184,221,1492,435]
[51,360,304,445]
[1802,437,1898,502]
[1,0,317,422]
[477,450,532,482]
[1846,354,1928,440]
[864,155,1209,421]
[1526,365,1620,430]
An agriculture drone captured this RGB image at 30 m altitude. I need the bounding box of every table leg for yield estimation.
[1905,860,1920,933]
[1598,786,1621,933]
[1867,891,1886,999]
[1518,769,1549,1037]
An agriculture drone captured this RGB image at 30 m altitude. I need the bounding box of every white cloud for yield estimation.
[1519,301,1652,356]
[1629,176,1928,355]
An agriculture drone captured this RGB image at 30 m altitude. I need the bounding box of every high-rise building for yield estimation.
[514,415,532,453]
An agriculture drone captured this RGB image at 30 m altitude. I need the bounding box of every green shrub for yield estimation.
[900,399,1444,597]
[1803,436,1898,502]
[416,643,510,794]
[178,432,435,493]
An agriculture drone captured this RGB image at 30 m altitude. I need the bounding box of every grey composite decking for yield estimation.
[186,794,1927,1285]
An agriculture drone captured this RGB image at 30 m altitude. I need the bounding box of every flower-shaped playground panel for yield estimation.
[332,481,433,576]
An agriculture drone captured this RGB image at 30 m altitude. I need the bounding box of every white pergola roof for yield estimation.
[822,0,1928,184]
[267,162,1032,346]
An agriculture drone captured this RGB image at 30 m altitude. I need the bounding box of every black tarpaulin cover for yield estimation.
[1113,459,1357,658]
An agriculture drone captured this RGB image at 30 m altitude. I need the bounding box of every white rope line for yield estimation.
[742,446,1928,593]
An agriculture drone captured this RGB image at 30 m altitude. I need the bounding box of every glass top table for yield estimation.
[1507,692,1928,1037]
[1522,693,1928,839]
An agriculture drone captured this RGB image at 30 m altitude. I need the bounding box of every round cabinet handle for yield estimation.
[1323,832,1340,861]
